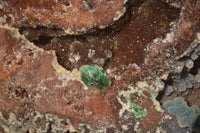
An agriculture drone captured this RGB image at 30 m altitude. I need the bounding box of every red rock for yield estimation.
[0,0,200,132]
[0,26,120,130]
[0,0,129,34]
[140,91,162,131]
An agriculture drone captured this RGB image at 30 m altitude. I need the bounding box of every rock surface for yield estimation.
[0,0,200,132]
[0,0,130,34]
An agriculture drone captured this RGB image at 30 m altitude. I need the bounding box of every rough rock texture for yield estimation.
[25,0,180,72]
[157,40,200,132]
[0,0,131,34]
[0,26,120,132]
[0,0,200,132]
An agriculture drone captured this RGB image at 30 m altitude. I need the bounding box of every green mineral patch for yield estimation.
[129,95,147,119]
[81,65,110,90]
[129,104,148,119]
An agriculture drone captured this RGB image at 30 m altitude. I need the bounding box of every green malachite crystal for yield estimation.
[129,95,147,119]
[81,66,110,90]
[129,104,147,119]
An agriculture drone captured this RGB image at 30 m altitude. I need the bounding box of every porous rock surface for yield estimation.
[0,0,130,34]
[0,25,121,132]
[0,0,200,133]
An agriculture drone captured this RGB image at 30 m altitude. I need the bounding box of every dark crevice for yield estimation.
[19,25,61,33]
[19,0,140,39]
[102,57,111,70]
[76,35,88,42]
[19,25,64,42]
[32,35,53,47]
[156,79,166,102]
[180,67,189,78]
[163,73,174,85]
[156,89,165,103]
[156,72,179,102]
[192,114,200,133]
[18,0,141,71]
[156,46,200,103]
[190,56,200,75]
[47,122,53,133]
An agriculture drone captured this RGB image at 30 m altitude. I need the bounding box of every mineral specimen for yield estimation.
[163,97,199,128]
[81,65,110,90]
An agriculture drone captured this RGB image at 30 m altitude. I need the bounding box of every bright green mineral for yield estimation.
[129,104,148,119]
[81,65,110,90]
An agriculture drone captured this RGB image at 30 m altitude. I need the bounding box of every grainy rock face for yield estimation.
[158,43,200,131]
[0,0,200,133]
[0,26,120,132]
[0,0,130,34]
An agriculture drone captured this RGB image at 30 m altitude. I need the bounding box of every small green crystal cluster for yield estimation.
[129,104,148,119]
[81,65,110,90]
[129,95,147,119]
